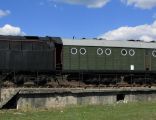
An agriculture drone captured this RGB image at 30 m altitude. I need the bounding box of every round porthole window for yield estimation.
[71,48,77,55]
[97,48,103,55]
[129,49,135,56]
[80,48,86,55]
[105,48,111,55]
[152,50,156,57]
[121,49,127,56]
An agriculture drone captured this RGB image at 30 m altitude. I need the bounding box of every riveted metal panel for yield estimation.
[9,51,23,71]
[62,45,147,72]
[113,48,121,70]
[0,36,56,72]
[62,46,70,70]
[79,46,88,70]
[134,49,145,70]
[22,41,33,50]
[10,41,22,50]
[127,48,136,70]
[70,46,79,70]
[87,47,96,70]
[0,41,9,50]
[150,49,156,71]
[22,50,54,71]
[96,47,105,70]
[120,48,129,70]
[105,50,113,70]
[0,50,10,70]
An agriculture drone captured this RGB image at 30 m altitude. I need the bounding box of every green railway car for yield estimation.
[61,38,156,85]
[62,39,156,72]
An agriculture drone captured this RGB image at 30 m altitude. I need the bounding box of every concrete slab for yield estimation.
[1,87,156,110]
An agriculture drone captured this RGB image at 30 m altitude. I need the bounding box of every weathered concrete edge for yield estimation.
[18,87,156,94]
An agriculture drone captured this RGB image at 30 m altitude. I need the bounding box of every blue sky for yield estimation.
[0,0,156,41]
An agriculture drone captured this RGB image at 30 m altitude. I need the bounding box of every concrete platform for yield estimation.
[1,87,156,110]
[19,87,156,94]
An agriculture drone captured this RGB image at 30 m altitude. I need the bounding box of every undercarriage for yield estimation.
[0,71,156,88]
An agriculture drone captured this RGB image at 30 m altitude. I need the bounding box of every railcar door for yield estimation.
[145,49,151,71]
[55,43,62,71]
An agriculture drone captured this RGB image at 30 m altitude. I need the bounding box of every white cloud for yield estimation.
[99,21,156,42]
[121,0,156,9]
[51,0,110,8]
[0,9,10,18]
[0,24,25,36]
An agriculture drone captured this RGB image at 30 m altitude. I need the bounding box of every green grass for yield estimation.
[0,102,156,120]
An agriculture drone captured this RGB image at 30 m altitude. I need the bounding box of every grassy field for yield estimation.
[0,102,156,120]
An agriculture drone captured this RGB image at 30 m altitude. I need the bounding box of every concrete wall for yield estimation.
[16,89,156,110]
[0,88,19,108]
[17,93,117,109]
[125,93,156,102]
[1,88,156,110]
